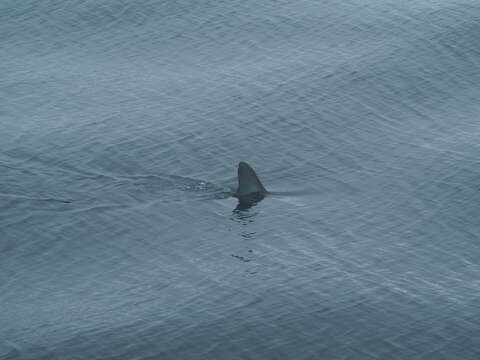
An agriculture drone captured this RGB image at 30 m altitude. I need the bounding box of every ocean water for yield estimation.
[2,0,480,359]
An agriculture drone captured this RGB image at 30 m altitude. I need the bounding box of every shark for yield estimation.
[233,161,268,210]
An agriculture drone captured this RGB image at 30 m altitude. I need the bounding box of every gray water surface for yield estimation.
[2,0,480,359]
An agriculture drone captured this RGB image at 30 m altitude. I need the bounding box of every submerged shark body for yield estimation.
[234,161,268,210]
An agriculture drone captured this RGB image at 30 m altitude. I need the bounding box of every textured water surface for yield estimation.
[2,0,480,359]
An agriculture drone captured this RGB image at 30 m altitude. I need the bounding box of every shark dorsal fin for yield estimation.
[236,161,267,197]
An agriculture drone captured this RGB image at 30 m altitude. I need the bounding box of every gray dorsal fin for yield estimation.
[236,161,267,196]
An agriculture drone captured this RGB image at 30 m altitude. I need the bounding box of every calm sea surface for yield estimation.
[2,0,480,359]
